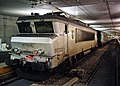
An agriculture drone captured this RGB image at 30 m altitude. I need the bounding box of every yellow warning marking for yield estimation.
[0,71,14,77]
[0,66,13,75]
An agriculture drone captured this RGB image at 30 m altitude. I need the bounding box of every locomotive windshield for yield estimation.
[17,22,32,33]
[34,21,54,33]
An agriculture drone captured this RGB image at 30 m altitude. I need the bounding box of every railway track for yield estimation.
[72,44,110,83]
[85,40,120,86]
[85,44,111,85]
[29,42,111,86]
[3,41,114,86]
[0,76,20,86]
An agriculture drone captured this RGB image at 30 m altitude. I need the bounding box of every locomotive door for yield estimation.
[64,24,68,56]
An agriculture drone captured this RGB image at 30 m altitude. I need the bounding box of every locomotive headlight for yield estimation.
[33,50,38,55]
[33,49,42,55]
[33,49,47,56]
[12,48,21,54]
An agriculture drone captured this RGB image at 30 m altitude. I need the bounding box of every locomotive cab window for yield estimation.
[34,21,54,33]
[17,22,32,33]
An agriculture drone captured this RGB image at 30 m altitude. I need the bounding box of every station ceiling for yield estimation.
[0,0,120,36]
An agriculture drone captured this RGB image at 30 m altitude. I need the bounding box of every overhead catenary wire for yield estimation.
[103,0,114,29]
[76,0,98,20]
[42,0,88,26]
[61,0,97,20]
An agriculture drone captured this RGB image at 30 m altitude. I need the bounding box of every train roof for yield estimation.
[17,14,92,29]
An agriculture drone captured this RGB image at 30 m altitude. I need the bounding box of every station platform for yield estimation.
[0,50,12,75]
[0,50,12,74]
[0,62,14,83]
[0,51,14,82]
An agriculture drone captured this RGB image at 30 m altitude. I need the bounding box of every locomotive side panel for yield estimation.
[67,24,97,57]
[51,22,66,68]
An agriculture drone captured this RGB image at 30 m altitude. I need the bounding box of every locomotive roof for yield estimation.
[18,14,96,31]
[17,14,89,28]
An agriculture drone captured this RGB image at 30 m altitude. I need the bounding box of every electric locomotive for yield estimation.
[6,13,110,80]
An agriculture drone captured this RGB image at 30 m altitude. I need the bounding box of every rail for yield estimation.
[85,45,110,85]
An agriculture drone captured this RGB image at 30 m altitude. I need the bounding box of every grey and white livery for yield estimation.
[6,13,111,73]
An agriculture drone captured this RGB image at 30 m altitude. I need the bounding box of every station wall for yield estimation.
[0,15,18,46]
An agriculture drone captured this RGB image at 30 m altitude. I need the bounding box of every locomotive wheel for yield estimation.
[16,68,51,81]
